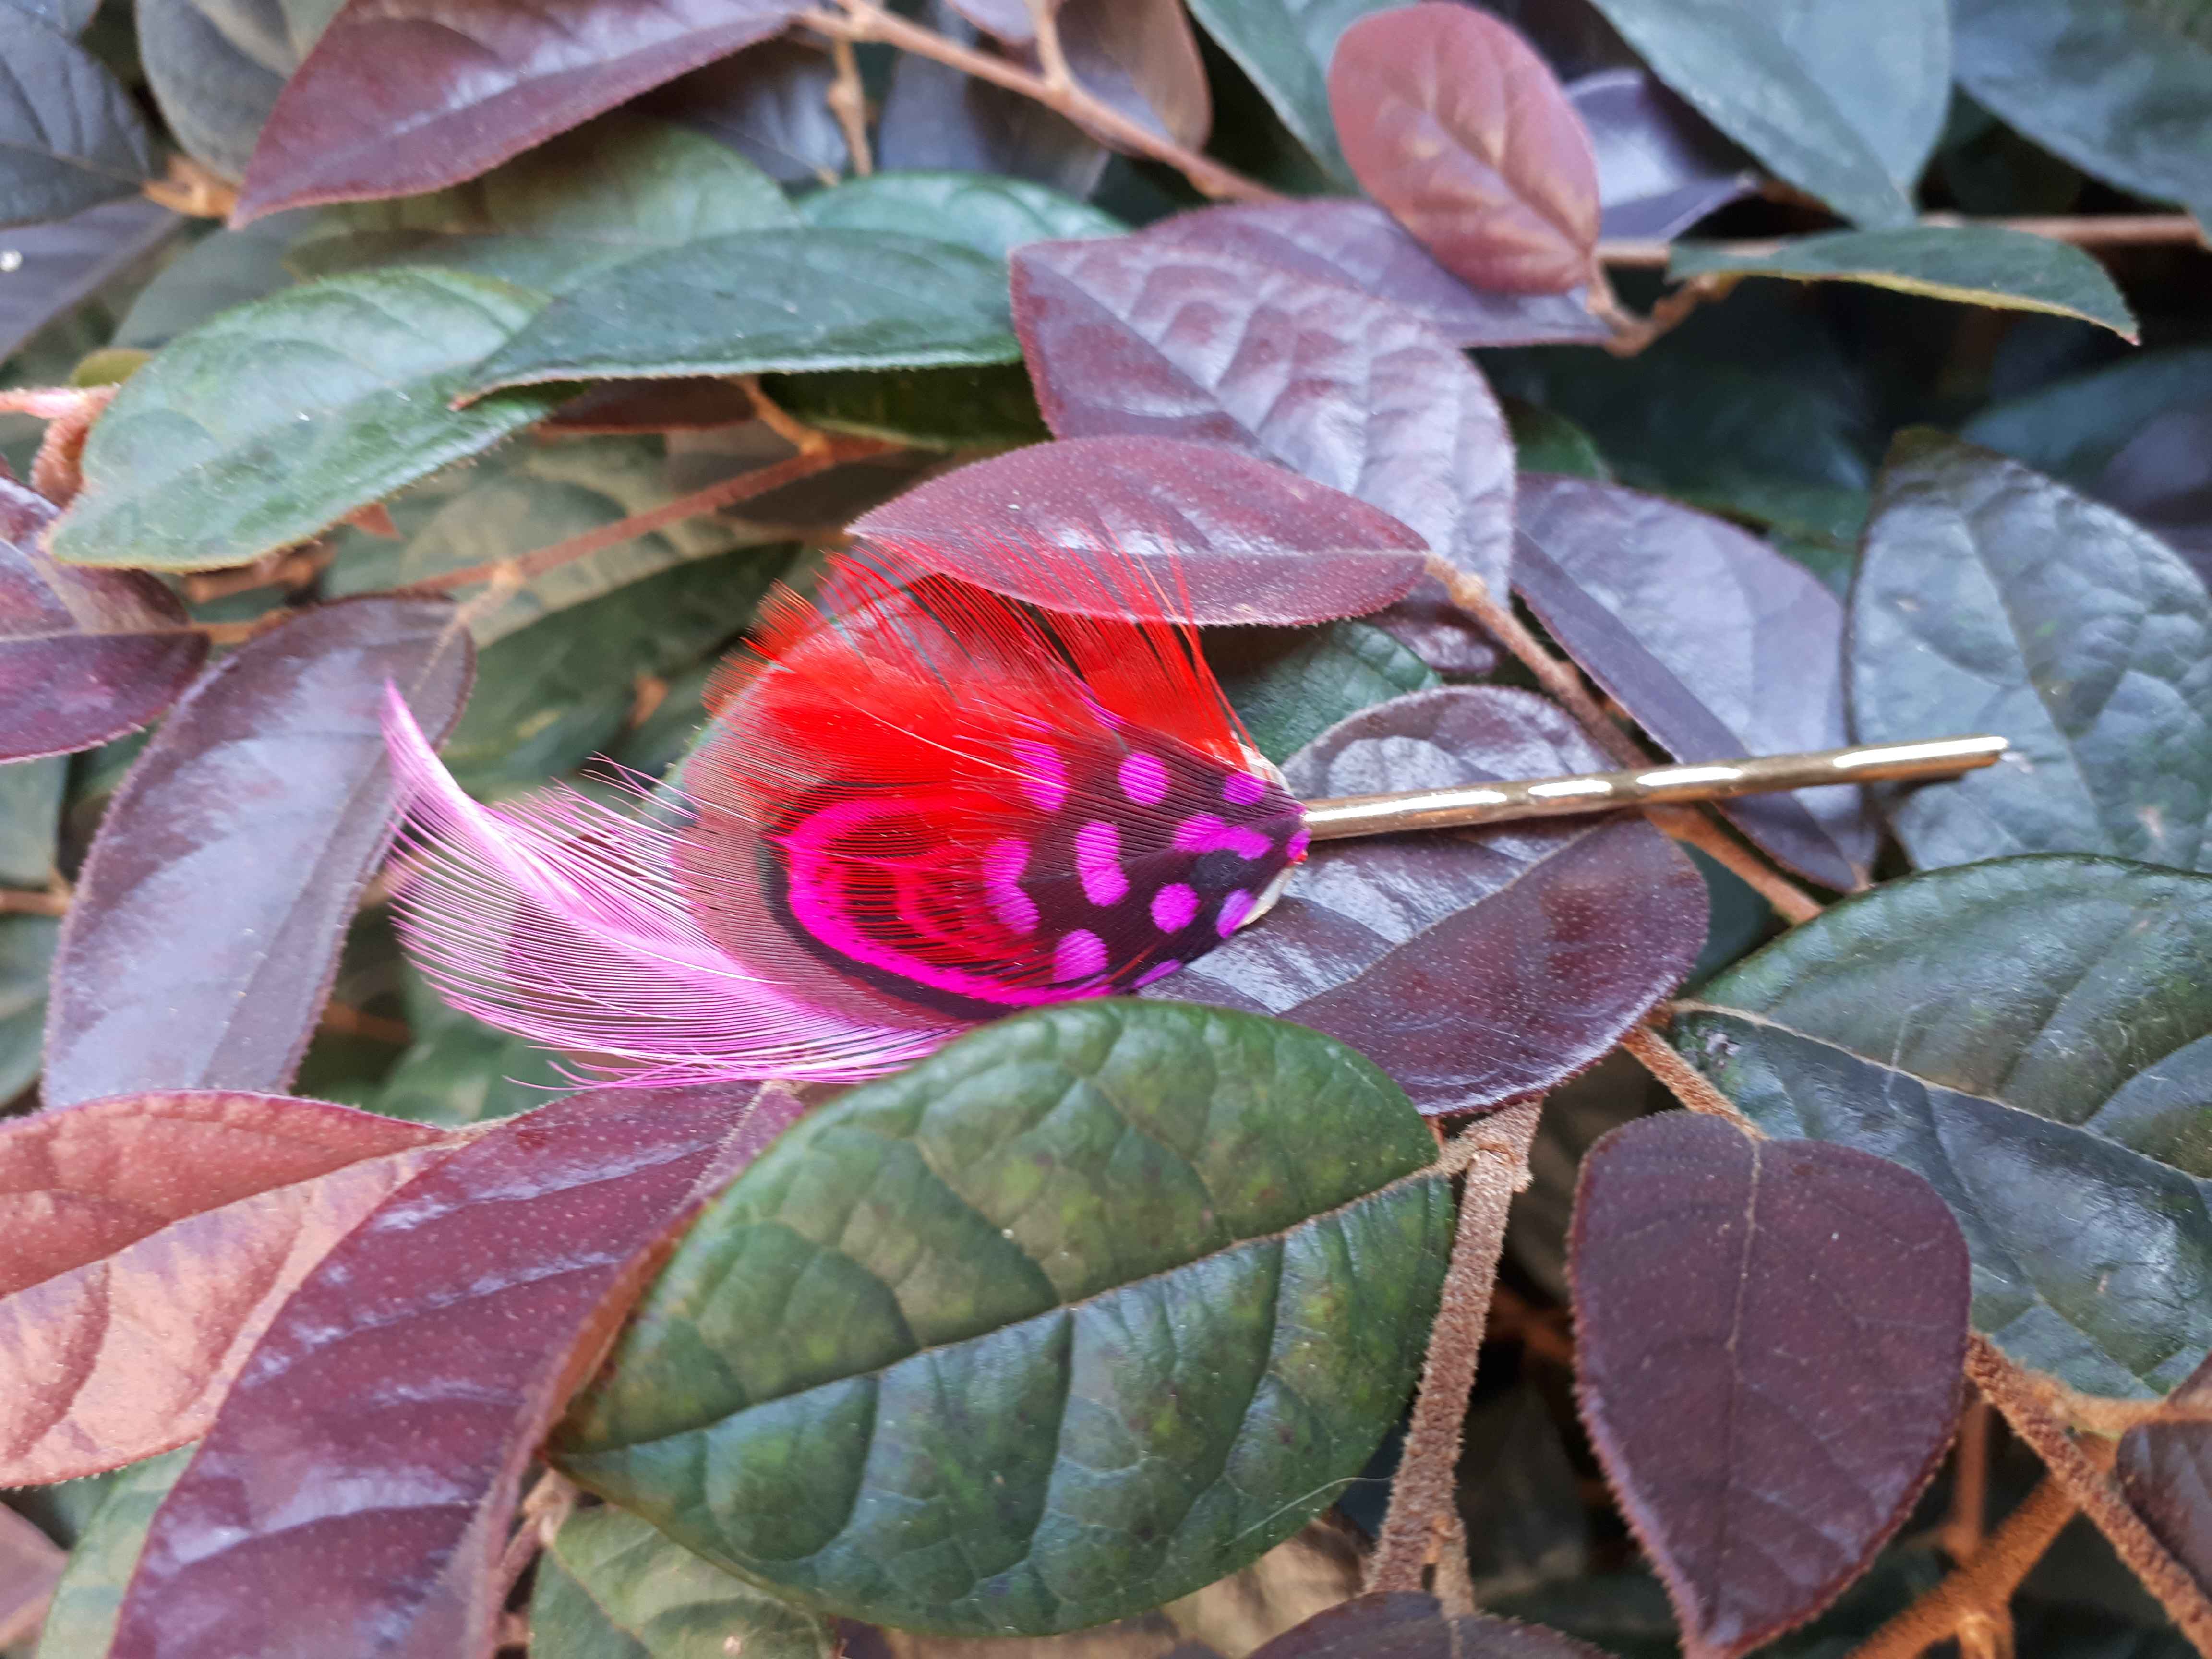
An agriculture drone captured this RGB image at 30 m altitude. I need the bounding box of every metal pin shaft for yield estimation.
[1298,734,2008,842]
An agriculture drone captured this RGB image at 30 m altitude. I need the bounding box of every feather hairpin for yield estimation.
[381,541,2004,1086]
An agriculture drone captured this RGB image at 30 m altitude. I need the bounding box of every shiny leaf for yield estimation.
[1164,687,1706,1115]
[1569,68,1755,242]
[554,1001,1452,1637]
[1208,618,1440,763]
[1571,1113,1968,1658]
[795,170,1126,260]
[135,0,331,182]
[1180,0,1396,183]
[2117,1360,2212,1599]
[642,39,848,185]
[111,209,317,352]
[1248,1593,1610,1659]
[848,436,1427,626]
[0,198,180,363]
[1057,0,1213,151]
[34,1449,191,1659]
[1673,854,2212,1398]
[1851,431,2212,873]
[45,598,471,1105]
[0,8,153,226]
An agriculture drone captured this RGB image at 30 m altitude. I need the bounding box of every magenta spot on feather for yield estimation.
[1118,752,1168,805]
[1174,813,1273,861]
[1286,830,1311,862]
[1055,929,1106,982]
[1151,883,1198,932]
[1222,771,1266,806]
[1133,959,1181,987]
[982,837,1030,883]
[982,835,1037,933]
[1010,738,1067,810]
[1074,820,1128,906]
[1216,889,1252,937]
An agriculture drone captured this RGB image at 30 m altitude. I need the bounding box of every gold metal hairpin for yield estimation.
[1300,734,2009,842]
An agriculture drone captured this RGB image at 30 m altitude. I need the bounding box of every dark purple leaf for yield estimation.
[1057,0,1211,150]
[109,1082,805,1659]
[1568,67,1757,242]
[1514,474,1876,890]
[2094,400,2212,587]
[1161,686,1705,1114]
[1013,236,1516,592]
[1370,578,1501,675]
[0,477,206,762]
[640,39,850,185]
[2118,1358,2212,1598]
[44,598,471,1106]
[0,197,180,363]
[850,435,1428,625]
[1328,3,1600,293]
[1571,1113,1970,1659]
[1133,200,1611,347]
[234,0,803,220]
[1248,1593,1609,1659]
[941,0,1033,42]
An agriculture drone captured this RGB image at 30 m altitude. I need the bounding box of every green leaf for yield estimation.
[1670,227,2137,339]
[1673,854,2212,1399]
[35,1449,192,1659]
[1963,346,2212,489]
[0,914,58,1103]
[0,757,63,889]
[461,229,1022,397]
[1181,0,1397,185]
[1955,0,2212,226]
[553,1000,1452,1636]
[441,545,793,796]
[112,211,325,352]
[370,966,562,1127]
[49,269,571,571]
[1851,431,2212,873]
[796,170,1125,260]
[758,364,1048,450]
[533,1506,835,1659]
[607,660,713,782]
[1582,0,1944,228]
[1208,620,1442,763]
[324,436,786,644]
[1502,397,1609,482]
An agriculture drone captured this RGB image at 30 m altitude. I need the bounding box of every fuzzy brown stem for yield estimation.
[0,888,67,917]
[1621,1022,1758,1131]
[826,36,874,175]
[1943,1397,1995,1565]
[1367,1098,1544,1595]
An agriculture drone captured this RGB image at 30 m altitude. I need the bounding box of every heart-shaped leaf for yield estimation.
[235,0,803,220]
[0,199,179,363]
[49,268,571,572]
[108,1083,804,1659]
[45,598,471,1105]
[1247,1593,1610,1658]
[34,1447,191,1659]
[1329,4,1600,293]
[553,1000,1452,1637]
[1514,473,1875,890]
[1569,68,1755,242]
[1012,235,1516,592]
[1163,686,1705,1114]
[1673,854,2212,1399]
[795,170,1126,259]
[1852,431,2212,874]
[0,479,207,761]
[0,7,153,227]
[849,436,1427,625]
[0,1091,448,1484]
[1571,1112,1968,1658]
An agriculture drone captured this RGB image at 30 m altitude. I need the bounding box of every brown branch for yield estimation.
[825,36,874,176]
[144,154,238,220]
[1942,1397,1995,1565]
[1968,1336,2212,1654]
[0,888,68,917]
[797,1,1282,203]
[1599,213,2208,269]
[316,1002,412,1045]
[1367,1098,1544,1594]
[1621,1022,1758,1130]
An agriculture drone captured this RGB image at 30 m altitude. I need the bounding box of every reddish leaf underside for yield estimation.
[109,1082,805,1659]
[1571,1113,1970,1659]
[848,434,1429,625]
[2117,1358,2212,1599]
[234,0,803,221]
[43,597,472,1106]
[0,1091,448,1485]
[1328,3,1601,293]
[0,476,205,761]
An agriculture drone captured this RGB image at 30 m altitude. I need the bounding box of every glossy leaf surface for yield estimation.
[235,0,801,219]
[45,599,471,1105]
[849,436,1427,625]
[1572,1113,1968,1658]
[640,40,850,185]
[555,1001,1452,1636]
[0,8,153,226]
[1671,227,2136,339]
[1569,68,1755,241]
[1674,854,2212,1398]
[795,170,1126,259]
[1514,474,1875,890]
[1180,0,1395,182]
[1013,236,1516,592]
[0,479,207,761]
[0,198,179,363]
[109,1082,803,1659]
[1852,431,2212,874]
[1164,688,1705,1115]
[1329,4,1600,292]
[49,268,569,571]
[1248,1593,1609,1659]
[0,1091,446,1483]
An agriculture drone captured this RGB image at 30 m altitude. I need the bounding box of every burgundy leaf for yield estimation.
[0,1505,63,1648]
[641,38,849,185]
[109,1082,804,1659]
[1057,0,1211,150]
[0,1091,449,1484]
[44,598,471,1105]
[941,0,1033,43]
[1248,1593,1608,1659]
[1369,578,1499,675]
[1134,199,1611,347]
[1328,3,1600,294]
[234,0,803,220]
[1160,687,1705,1114]
[1012,236,1516,592]
[1571,1113,1970,1659]
[849,435,1427,625]
[2117,1358,2212,1598]
[1513,474,1876,890]
[1567,68,1756,243]
[0,476,205,761]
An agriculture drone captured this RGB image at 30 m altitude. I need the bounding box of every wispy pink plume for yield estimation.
[377,685,960,1084]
